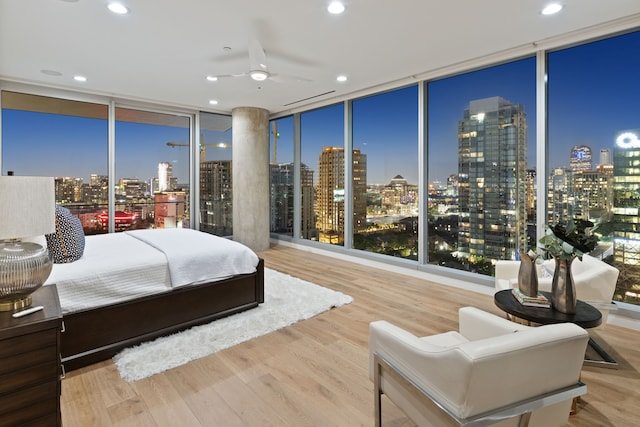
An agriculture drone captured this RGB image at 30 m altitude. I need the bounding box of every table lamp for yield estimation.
[0,176,55,311]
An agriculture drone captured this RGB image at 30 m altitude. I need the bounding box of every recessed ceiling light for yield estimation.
[541,3,563,15]
[336,75,348,82]
[249,70,269,81]
[206,75,218,82]
[107,2,129,14]
[209,100,219,105]
[73,75,87,82]
[328,1,346,14]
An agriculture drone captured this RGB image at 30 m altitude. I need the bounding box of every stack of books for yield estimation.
[511,289,551,308]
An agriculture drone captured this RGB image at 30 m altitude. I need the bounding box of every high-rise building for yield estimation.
[270,163,294,234]
[572,169,613,220]
[200,160,232,236]
[158,162,177,191]
[457,96,527,262]
[54,177,83,204]
[154,191,186,228]
[599,148,612,166]
[316,147,367,244]
[570,145,592,172]
[547,167,575,224]
[612,129,640,300]
[300,163,315,240]
[525,169,536,222]
[269,162,315,237]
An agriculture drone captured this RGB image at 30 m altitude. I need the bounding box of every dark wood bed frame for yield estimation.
[60,258,264,371]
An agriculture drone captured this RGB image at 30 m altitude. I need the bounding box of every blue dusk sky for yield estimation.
[2,31,639,186]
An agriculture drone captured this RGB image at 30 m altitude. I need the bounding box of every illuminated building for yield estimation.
[570,145,592,172]
[525,169,536,222]
[316,147,367,244]
[612,129,640,300]
[200,160,232,236]
[457,96,527,262]
[154,191,186,228]
[269,162,314,237]
[97,211,136,231]
[158,162,177,191]
[547,167,574,224]
[599,148,612,166]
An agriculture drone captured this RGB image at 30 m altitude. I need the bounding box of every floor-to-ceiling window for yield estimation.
[352,86,419,259]
[1,91,109,234]
[115,108,190,230]
[547,30,640,305]
[269,116,294,236]
[426,58,536,276]
[300,103,344,245]
[199,111,233,236]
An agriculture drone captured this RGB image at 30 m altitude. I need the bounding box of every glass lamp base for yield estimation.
[0,241,52,312]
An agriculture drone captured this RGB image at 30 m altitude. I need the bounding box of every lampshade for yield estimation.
[0,176,55,239]
[0,176,55,311]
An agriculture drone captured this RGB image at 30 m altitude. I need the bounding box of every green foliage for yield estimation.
[539,218,599,260]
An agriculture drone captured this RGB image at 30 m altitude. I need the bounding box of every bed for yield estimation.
[43,227,264,371]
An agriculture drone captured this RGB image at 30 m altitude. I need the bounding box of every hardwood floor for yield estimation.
[60,245,640,426]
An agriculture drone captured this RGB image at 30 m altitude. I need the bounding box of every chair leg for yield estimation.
[374,357,382,427]
[518,412,532,427]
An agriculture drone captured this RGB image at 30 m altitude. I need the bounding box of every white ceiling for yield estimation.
[2,1,640,116]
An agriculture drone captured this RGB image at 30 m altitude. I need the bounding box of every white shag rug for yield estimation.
[113,268,353,381]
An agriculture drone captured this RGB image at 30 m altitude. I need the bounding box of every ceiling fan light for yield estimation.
[206,75,218,82]
[328,1,345,14]
[250,70,269,81]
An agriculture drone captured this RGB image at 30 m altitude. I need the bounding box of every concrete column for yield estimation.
[232,106,270,252]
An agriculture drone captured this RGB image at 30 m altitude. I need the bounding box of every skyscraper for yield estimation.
[200,160,232,236]
[570,145,592,172]
[599,148,612,166]
[457,96,527,262]
[269,162,315,238]
[612,129,640,300]
[158,162,177,192]
[316,147,367,244]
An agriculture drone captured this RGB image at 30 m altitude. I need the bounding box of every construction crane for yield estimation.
[166,138,230,162]
[271,121,279,164]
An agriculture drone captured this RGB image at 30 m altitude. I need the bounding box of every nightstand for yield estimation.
[0,285,63,426]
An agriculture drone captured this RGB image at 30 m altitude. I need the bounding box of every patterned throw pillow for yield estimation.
[45,205,85,263]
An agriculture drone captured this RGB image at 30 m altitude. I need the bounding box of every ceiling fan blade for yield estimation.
[212,72,247,79]
[269,73,311,84]
[248,39,268,71]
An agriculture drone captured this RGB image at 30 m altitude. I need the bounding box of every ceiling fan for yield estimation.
[211,40,310,83]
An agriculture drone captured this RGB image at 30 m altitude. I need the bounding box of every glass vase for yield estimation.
[551,255,576,314]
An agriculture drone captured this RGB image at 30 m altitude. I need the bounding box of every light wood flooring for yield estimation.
[60,245,640,426]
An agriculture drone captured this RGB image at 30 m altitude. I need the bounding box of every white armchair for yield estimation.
[495,254,619,324]
[369,307,589,426]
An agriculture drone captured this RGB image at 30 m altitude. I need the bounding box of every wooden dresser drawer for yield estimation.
[0,286,63,427]
[0,341,58,375]
[0,380,58,426]
[0,328,58,359]
[0,359,59,396]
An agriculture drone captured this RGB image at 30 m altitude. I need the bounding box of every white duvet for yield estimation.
[45,229,259,314]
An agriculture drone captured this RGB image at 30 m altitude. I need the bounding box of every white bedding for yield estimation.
[45,229,259,314]
[126,228,259,288]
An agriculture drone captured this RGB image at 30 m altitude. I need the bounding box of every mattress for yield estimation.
[45,229,259,314]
